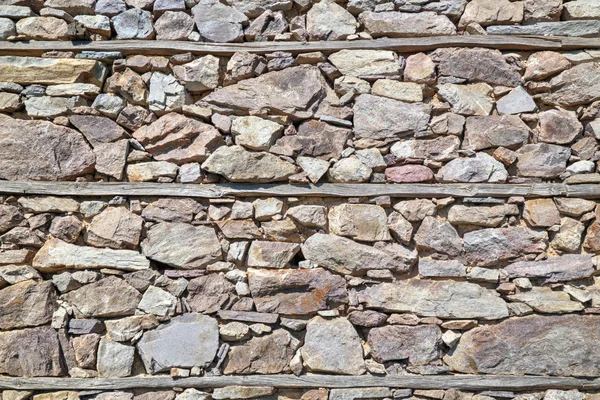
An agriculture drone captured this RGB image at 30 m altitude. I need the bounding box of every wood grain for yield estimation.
[1,36,599,56]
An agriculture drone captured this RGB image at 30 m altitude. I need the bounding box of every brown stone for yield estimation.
[0,280,56,330]
[0,326,65,377]
[385,165,434,183]
[186,274,238,314]
[368,324,441,365]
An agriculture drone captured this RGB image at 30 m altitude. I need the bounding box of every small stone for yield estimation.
[247,241,300,269]
[497,86,537,115]
[504,254,594,284]
[438,83,494,116]
[97,338,135,377]
[16,17,69,40]
[297,157,330,184]
[418,259,466,278]
[127,161,179,182]
[328,50,402,77]
[523,199,561,228]
[414,216,462,256]
[173,55,221,92]
[149,72,189,114]
[328,156,372,183]
[463,115,530,151]
[328,204,390,242]
[231,116,283,151]
[459,0,523,27]
[138,286,177,317]
[212,387,276,400]
[538,109,582,145]
[306,0,356,40]
[191,0,247,43]
[524,52,571,81]
[368,324,441,364]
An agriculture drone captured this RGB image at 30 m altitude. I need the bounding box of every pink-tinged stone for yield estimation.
[385,165,434,183]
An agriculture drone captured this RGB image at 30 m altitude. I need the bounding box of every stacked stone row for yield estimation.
[0,0,599,42]
[1,47,599,185]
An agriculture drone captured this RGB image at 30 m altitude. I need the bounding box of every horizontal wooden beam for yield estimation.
[0,181,598,199]
[1,36,599,56]
[2,375,600,391]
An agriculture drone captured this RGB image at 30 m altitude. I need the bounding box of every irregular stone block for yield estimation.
[368,324,441,364]
[0,56,105,86]
[186,273,238,314]
[328,50,402,77]
[504,254,594,283]
[97,338,135,377]
[360,11,456,37]
[328,204,390,241]
[0,326,65,377]
[0,280,56,330]
[463,115,530,151]
[247,241,300,269]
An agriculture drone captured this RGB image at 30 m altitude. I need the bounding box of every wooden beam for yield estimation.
[1,35,599,56]
[2,375,600,391]
[0,181,598,199]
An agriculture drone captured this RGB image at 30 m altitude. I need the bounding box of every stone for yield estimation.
[445,315,600,376]
[368,324,441,364]
[46,83,100,97]
[18,197,79,213]
[544,391,585,400]
[68,319,104,335]
[149,72,189,114]
[524,52,571,81]
[69,115,128,147]
[504,254,594,283]
[448,204,518,227]
[24,96,86,118]
[0,280,55,330]
[202,145,296,182]
[224,329,300,374]
[220,322,250,341]
[523,0,562,23]
[328,204,390,242]
[438,83,494,116]
[127,161,179,182]
[272,119,350,160]
[563,0,600,20]
[212,387,276,400]
[297,157,330,183]
[487,20,600,37]
[248,267,347,315]
[538,109,582,145]
[93,93,126,118]
[142,222,222,269]
[404,52,436,84]
[0,116,94,181]
[419,259,467,278]
[585,221,600,252]
[0,204,23,233]
[414,216,462,256]
[540,63,600,107]
[552,217,585,252]
[0,264,41,285]
[358,280,509,320]
[391,136,460,162]
[393,199,436,222]
[328,157,372,183]
[191,0,247,42]
[301,317,365,375]
[33,238,149,272]
[49,215,83,243]
[247,241,300,268]
[459,0,523,27]
[186,274,237,314]
[94,140,129,180]
[286,205,327,228]
[133,113,225,164]
[105,68,147,105]
[464,226,547,266]
[96,0,127,16]
[555,198,596,217]
[330,388,392,400]
[175,389,209,400]
[508,287,585,314]
[138,286,177,317]
[173,55,221,92]
[359,11,456,37]
[432,48,521,87]
[62,276,142,317]
[385,165,434,183]
[306,0,356,40]
[231,116,283,151]
[105,314,159,342]
[137,313,219,373]
[203,65,326,119]
[516,143,570,178]
[523,199,561,228]
[75,15,111,36]
[302,233,415,275]
[217,219,261,239]
[328,50,402,77]
[16,17,69,40]
[0,17,14,39]
[112,8,154,39]
[0,326,64,377]
[85,207,143,250]
[497,86,537,115]
[353,94,431,139]
[154,11,194,40]
[97,338,135,377]
[371,80,425,103]
[72,333,100,369]
[0,92,20,112]
[463,115,530,151]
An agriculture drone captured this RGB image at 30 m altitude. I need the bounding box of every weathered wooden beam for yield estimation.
[0,35,598,56]
[2,375,600,391]
[0,181,591,198]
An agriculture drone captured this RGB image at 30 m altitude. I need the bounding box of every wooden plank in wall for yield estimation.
[0,36,599,56]
[2,375,600,391]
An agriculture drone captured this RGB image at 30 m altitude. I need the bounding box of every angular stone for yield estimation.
[391,136,460,162]
[149,72,189,114]
[75,14,111,36]
[62,276,142,317]
[16,16,69,40]
[142,222,222,269]
[301,317,365,375]
[84,206,143,250]
[360,11,456,37]
[306,0,356,40]
[212,387,276,400]
[540,63,600,107]
[248,267,347,315]
[459,0,523,27]
[555,198,596,217]
[224,329,300,374]
[133,113,225,164]
[142,198,203,223]
[93,93,126,118]
[516,143,570,178]
[563,0,600,20]
[105,314,159,342]
[126,161,179,182]
[358,280,509,320]
[24,95,86,118]
[272,119,350,160]
[112,8,154,39]
[395,200,436,225]
[0,116,95,181]
[0,204,23,234]
[448,204,518,227]
[217,219,261,239]
[173,55,221,92]
[329,388,392,400]
[202,145,296,183]
[33,238,149,272]
[97,339,135,378]
[552,217,585,252]
[508,287,585,314]
[247,241,300,269]
[368,324,441,365]
[297,156,330,183]
[186,274,237,314]
[0,326,64,377]
[138,286,177,317]
[328,50,402,77]
[203,65,326,119]
[487,20,600,37]
[418,258,466,278]
[192,0,247,42]
[504,254,594,283]
[538,109,582,145]
[137,313,219,373]
[218,310,279,324]
[438,83,494,116]
[231,116,283,151]
[154,11,194,40]
[439,153,508,183]
[414,216,462,256]
[385,165,434,183]
[353,94,431,139]
[105,68,147,105]
[0,92,20,112]
[497,86,537,115]
[371,80,425,103]
[72,333,100,369]
[523,0,562,23]
[69,115,128,147]
[464,226,547,266]
[286,205,327,229]
[524,51,571,81]
[0,264,41,285]
[0,280,56,330]
[94,140,129,180]
[302,233,415,275]
[18,197,79,214]
[328,204,390,242]
[445,315,600,376]
[463,115,530,151]
[522,199,560,228]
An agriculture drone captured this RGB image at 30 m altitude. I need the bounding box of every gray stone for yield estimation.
[0,92,20,112]
[0,204,23,234]
[137,313,219,373]
[138,286,177,317]
[368,324,441,364]
[142,222,222,269]
[516,143,570,178]
[391,136,460,162]
[173,55,221,92]
[438,83,494,116]
[414,216,462,256]
[564,0,600,20]
[272,119,350,160]
[94,140,129,180]
[154,11,194,40]
[0,326,64,377]
[448,204,518,227]
[418,259,467,278]
[538,109,582,145]
[226,0,293,18]
[191,0,247,42]
[497,86,537,115]
[112,8,154,39]
[437,153,508,183]
[24,96,86,118]
[85,206,143,250]
[297,156,330,183]
[360,11,456,37]
[105,315,159,342]
[487,20,600,37]
[523,0,562,23]
[18,196,79,213]
[247,241,300,268]
[69,115,128,147]
[301,317,365,375]
[142,198,203,223]
[92,93,126,118]
[186,274,238,314]
[231,116,283,151]
[504,254,594,283]
[212,387,276,400]
[97,338,135,377]
[327,156,372,183]
[306,0,356,40]
[358,280,509,320]
[445,315,600,376]
[96,0,127,16]
[507,287,584,314]
[0,264,41,285]
[149,72,189,114]
[524,51,571,81]
[328,50,402,77]
[328,204,390,242]
[74,15,111,36]
[463,115,530,151]
[330,388,392,400]
[286,205,327,228]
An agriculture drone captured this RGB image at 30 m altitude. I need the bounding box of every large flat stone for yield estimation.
[516,143,570,178]
[0,326,65,377]
[487,20,600,37]
[328,204,390,241]
[358,280,509,320]
[248,267,347,315]
[539,63,600,107]
[368,325,441,365]
[0,56,106,86]
[328,50,402,77]
[0,280,56,330]
[504,254,594,283]
[0,116,95,181]
[445,315,600,376]
[463,115,530,151]
[507,287,584,314]
[137,313,219,373]
[186,273,238,314]
[33,238,150,272]
[360,11,456,37]
[85,206,144,250]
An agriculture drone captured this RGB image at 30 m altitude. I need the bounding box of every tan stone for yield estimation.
[0,56,106,86]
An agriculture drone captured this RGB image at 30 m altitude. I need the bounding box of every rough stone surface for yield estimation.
[368,324,441,364]
[0,280,56,330]
[0,326,64,377]
[504,254,594,283]
[360,11,457,37]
